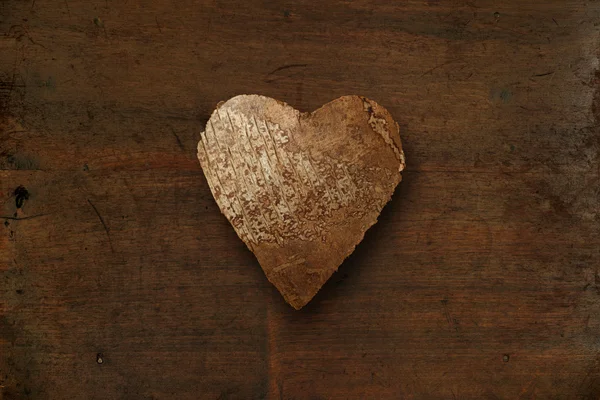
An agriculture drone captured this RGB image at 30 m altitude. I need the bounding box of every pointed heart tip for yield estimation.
[265,264,334,310]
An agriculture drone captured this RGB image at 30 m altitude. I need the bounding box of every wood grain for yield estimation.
[1,0,600,399]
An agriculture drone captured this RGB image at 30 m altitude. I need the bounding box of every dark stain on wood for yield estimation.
[13,186,29,209]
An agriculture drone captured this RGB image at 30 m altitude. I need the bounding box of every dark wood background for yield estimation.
[1,0,600,399]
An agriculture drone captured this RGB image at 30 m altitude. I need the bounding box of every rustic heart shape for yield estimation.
[197,95,405,309]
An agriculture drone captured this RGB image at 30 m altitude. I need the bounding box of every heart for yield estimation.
[197,95,405,309]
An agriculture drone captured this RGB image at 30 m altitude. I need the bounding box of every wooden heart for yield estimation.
[197,95,405,309]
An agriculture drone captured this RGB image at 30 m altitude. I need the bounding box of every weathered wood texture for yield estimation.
[198,95,404,309]
[1,0,600,399]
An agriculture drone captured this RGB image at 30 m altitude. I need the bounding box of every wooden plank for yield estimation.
[1,0,600,399]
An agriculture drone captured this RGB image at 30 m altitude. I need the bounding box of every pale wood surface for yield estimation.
[197,95,404,309]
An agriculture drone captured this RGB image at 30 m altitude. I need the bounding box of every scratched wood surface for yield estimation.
[1,0,600,399]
